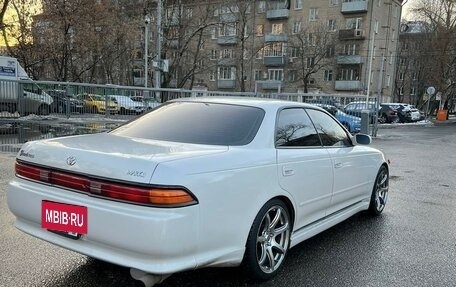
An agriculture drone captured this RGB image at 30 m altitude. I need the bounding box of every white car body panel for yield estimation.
[7,97,387,276]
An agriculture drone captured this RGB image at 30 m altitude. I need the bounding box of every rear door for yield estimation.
[275,108,334,230]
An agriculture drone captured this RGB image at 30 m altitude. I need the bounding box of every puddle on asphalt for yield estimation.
[0,122,120,153]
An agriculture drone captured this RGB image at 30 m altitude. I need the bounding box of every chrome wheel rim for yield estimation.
[256,205,290,273]
[374,169,389,212]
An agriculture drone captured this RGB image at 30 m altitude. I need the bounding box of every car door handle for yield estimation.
[282,167,295,177]
[334,163,343,169]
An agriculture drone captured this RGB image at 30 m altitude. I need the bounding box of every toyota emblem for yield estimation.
[66,156,77,166]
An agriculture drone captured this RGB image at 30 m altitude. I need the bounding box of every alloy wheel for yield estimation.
[256,205,290,274]
[374,168,389,212]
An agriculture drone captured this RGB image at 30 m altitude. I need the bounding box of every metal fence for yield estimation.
[0,78,378,134]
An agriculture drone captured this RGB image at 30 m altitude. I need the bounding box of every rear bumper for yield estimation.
[7,178,199,274]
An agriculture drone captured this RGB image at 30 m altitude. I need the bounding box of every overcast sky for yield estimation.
[402,0,417,19]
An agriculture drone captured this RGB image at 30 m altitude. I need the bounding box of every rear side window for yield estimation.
[275,108,321,147]
[111,102,265,146]
[306,109,351,147]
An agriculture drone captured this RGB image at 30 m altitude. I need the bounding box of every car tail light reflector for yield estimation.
[15,161,196,207]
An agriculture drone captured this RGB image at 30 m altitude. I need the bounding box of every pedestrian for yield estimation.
[443,99,449,120]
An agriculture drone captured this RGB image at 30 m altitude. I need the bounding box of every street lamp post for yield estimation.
[155,0,162,101]
[144,14,151,89]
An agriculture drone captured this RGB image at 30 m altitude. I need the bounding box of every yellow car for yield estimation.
[77,94,119,114]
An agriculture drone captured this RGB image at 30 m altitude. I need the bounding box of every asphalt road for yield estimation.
[1,123,456,287]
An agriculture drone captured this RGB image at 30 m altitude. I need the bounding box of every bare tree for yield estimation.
[288,22,337,93]
[411,0,456,105]
[157,0,217,90]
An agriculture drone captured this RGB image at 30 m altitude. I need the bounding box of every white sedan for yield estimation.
[7,98,389,285]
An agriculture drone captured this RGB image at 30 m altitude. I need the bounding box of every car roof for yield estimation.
[170,97,325,111]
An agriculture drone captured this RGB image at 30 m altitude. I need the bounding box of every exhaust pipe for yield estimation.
[130,268,171,287]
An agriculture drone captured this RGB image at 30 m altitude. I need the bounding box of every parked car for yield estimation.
[312,103,361,133]
[378,104,399,123]
[108,95,145,115]
[47,90,85,114]
[344,101,378,124]
[8,98,389,284]
[306,98,344,110]
[130,96,160,110]
[77,93,118,114]
[383,103,423,123]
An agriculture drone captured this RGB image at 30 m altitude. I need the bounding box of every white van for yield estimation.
[0,56,53,115]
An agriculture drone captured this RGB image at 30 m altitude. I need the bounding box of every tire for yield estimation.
[368,165,389,216]
[243,199,291,281]
[379,114,387,124]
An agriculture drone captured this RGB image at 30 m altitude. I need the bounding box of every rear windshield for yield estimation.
[111,101,265,146]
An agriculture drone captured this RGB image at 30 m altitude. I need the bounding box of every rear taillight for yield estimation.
[15,161,197,207]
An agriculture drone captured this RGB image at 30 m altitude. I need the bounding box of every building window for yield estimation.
[309,8,319,21]
[387,75,391,87]
[399,86,404,95]
[219,23,237,36]
[264,43,285,57]
[290,47,299,58]
[306,57,315,69]
[326,45,335,58]
[211,28,217,39]
[210,71,216,81]
[272,23,283,34]
[410,87,416,95]
[254,70,262,80]
[399,72,404,80]
[288,70,297,82]
[307,33,315,46]
[292,21,302,34]
[324,70,333,81]
[210,50,217,60]
[374,19,379,34]
[328,19,337,31]
[221,49,233,58]
[337,68,360,81]
[295,0,303,10]
[389,52,393,64]
[329,0,338,6]
[342,43,359,55]
[256,24,264,36]
[218,67,235,80]
[258,1,266,13]
[268,69,283,81]
[346,17,363,30]
[412,72,418,80]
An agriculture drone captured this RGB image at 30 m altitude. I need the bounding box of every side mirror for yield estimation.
[352,133,371,145]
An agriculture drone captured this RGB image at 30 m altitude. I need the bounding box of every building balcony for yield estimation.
[335,80,363,91]
[265,33,288,42]
[339,29,365,40]
[217,35,238,45]
[261,80,283,90]
[337,55,363,65]
[266,9,289,20]
[219,13,237,22]
[217,79,236,89]
[218,58,236,66]
[341,0,368,14]
[264,56,285,66]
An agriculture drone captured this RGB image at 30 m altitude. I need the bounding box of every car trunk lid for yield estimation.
[17,133,228,184]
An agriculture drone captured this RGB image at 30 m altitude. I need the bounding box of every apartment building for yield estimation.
[147,0,403,100]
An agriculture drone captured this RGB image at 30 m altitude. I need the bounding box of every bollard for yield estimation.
[361,109,370,134]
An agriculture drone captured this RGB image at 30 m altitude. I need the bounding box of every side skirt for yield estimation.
[290,201,369,248]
